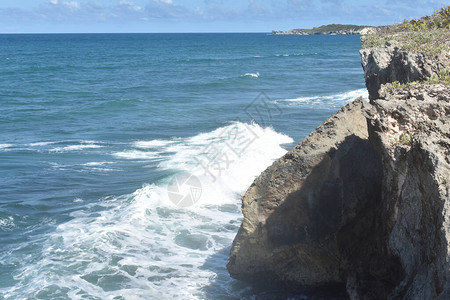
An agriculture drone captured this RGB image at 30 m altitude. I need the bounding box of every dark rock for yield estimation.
[360,42,449,101]
[227,98,383,289]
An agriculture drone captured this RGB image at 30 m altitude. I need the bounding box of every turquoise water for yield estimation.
[0,33,367,299]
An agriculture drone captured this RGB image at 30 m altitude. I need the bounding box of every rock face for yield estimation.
[360,42,449,101]
[228,41,450,298]
[228,98,379,289]
[362,85,450,299]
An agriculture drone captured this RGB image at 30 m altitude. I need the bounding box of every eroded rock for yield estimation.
[227,98,384,290]
[228,87,450,298]
[360,43,449,101]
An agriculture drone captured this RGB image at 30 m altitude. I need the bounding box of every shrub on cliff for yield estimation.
[362,6,450,57]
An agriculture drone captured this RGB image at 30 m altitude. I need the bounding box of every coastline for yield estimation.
[272,24,376,35]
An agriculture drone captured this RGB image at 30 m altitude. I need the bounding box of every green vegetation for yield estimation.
[426,69,450,84]
[399,133,412,145]
[385,69,450,91]
[288,24,370,34]
[362,6,450,57]
[384,80,409,93]
[301,24,369,34]
[402,7,449,31]
[394,133,412,145]
[389,81,404,89]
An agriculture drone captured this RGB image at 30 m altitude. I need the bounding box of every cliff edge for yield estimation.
[228,7,450,299]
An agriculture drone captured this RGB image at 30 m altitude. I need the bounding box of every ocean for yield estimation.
[0,33,368,299]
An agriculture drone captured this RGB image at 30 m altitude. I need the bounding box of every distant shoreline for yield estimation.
[272,24,376,35]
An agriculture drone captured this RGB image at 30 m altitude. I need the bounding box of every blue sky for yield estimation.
[0,0,448,33]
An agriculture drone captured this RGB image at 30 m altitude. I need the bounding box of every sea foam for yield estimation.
[1,122,292,299]
[284,88,369,105]
[240,72,260,78]
[133,140,175,149]
[113,150,163,160]
[49,141,104,153]
[0,144,12,149]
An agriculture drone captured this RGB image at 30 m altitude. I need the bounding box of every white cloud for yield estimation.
[47,0,81,10]
[63,1,81,10]
[118,1,143,12]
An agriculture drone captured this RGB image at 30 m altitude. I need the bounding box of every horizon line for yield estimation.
[1,31,272,34]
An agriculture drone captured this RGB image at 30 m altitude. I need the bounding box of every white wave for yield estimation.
[0,144,12,149]
[0,216,15,231]
[49,162,64,168]
[81,162,114,167]
[2,121,294,299]
[114,139,176,161]
[133,139,174,149]
[160,121,293,205]
[113,150,163,160]
[240,72,259,78]
[29,141,57,147]
[87,167,118,172]
[275,53,303,57]
[283,88,368,106]
[50,141,103,153]
[80,162,119,173]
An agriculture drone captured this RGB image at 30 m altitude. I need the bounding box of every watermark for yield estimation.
[167,172,202,207]
[167,92,283,207]
[244,92,282,126]
[194,121,258,182]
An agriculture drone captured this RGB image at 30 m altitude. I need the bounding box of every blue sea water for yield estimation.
[0,33,368,299]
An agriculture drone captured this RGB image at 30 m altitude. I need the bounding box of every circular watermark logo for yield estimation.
[167,172,202,207]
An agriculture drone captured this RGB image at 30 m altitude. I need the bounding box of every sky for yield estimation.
[0,0,448,33]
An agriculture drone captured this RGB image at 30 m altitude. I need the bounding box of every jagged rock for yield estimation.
[357,85,450,299]
[228,86,450,298]
[378,82,450,102]
[227,98,383,291]
[360,43,449,101]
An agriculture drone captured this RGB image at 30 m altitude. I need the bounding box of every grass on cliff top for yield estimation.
[362,6,450,57]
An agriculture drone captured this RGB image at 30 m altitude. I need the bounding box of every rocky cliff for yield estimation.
[228,9,450,299]
[360,41,449,100]
[362,84,450,299]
